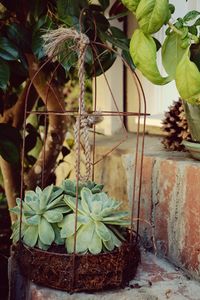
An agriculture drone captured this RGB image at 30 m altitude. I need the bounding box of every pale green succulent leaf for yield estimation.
[77,215,90,224]
[103,220,130,226]
[39,184,54,210]
[122,0,140,13]
[75,222,95,253]
[136,0,169,34]
[63,195,83,213]
[65,234,75,253]
[91,201,102,215]
[80,187,93,214]
[37,238,50,250]
[103,238,115,251]
[26,214,41,225]
[95,221,111,241]
[59,214,81,238]
[175,48,200,104]
[47,187,63,204]
[25,192,40,212]
[130,29,171,85]
[103,211,129,221]
[9,206,21,215]
[88,230,102,254]
[23,225,38,247]
[46,195,64,209]
[43,210,63,223]
[49,206,71,214]
[109,229,122,247]
[162,31,187,78]
[61,179,77,196]
[38,217,55,245]
[52,224,65,245]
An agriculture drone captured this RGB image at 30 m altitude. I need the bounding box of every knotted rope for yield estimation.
[43,27,97,181]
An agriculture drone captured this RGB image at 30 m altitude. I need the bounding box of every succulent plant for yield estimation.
[61,179,104,198]
[10,184,70,250]
[59,187,129,255]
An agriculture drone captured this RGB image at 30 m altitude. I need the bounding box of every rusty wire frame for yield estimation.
[18,27,148,290]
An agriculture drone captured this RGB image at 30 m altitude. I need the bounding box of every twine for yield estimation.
[43,27,96,182]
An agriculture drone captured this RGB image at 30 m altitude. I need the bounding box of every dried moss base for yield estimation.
[14,241,140,293]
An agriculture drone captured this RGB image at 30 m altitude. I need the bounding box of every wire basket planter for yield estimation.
[12,22,148,293]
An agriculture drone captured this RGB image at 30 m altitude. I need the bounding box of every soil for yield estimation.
[14,239,140,293]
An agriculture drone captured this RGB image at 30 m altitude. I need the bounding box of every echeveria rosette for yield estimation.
[59,187,129,255]
[61,179,104,198]
[10,184,71,250]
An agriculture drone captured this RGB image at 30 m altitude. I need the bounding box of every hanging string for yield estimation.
[43,27,94,182]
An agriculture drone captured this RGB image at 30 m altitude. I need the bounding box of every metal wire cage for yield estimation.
[13,23,148,292]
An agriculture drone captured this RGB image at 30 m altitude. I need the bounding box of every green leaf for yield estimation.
[122,0,140,13]
[38,217,55,245]
[32,31,45,60]
[39,184,54,210]
[175,48,200,104]
[76,222,95,253]
[23,226,38,247]
[130,29,171,85]
[88,230,102,254]
[81,187,92,214]
[0,37,19,61]
[95,221,111,241]
[0,59,10,91]
[26,215,41,225]
[43,210,63,223]
[37,239,50,250]
[183,10,200,23]
[0,140,20,164]
[136,0,169,34]
[59,214,81,238]
[52,224,64,245]
[162,31,188,78]
[6,23,31,52]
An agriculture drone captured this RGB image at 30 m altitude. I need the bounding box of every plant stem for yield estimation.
[168,22,183,36]
[168,21,199,44]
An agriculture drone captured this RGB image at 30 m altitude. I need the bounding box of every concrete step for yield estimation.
[28,250,200,300]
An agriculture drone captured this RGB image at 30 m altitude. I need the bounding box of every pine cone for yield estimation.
[162,99,191,151]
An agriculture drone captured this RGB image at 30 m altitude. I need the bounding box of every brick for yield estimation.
[181,165,200,278]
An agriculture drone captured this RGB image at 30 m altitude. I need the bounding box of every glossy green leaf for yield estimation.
[0,140,20,164]
[0,37,19,61]
[136,0,169,34]
[183,10,200,23]
[130,29,171,85]
[38,217,55,245]
[175,48,200,104]
[0,59,10,91]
